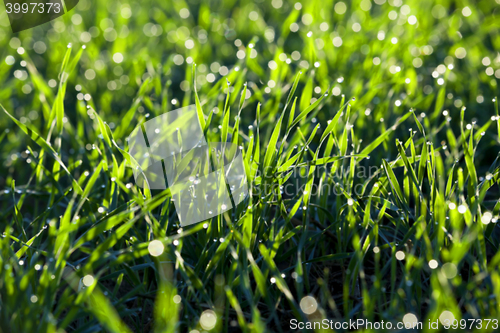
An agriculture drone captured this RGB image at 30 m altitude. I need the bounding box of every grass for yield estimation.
[1,0,500,332]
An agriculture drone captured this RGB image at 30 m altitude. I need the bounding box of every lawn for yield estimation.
[1,0,500,332]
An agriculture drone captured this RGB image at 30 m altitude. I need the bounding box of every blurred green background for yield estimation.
[1,0,500,186]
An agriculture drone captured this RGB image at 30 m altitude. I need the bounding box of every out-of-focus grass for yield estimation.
[1,0,500,332]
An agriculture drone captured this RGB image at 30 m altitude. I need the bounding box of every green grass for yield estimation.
[1,0,500,332]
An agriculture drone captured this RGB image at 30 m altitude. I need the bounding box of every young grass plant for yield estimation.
[1,0,500,332]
